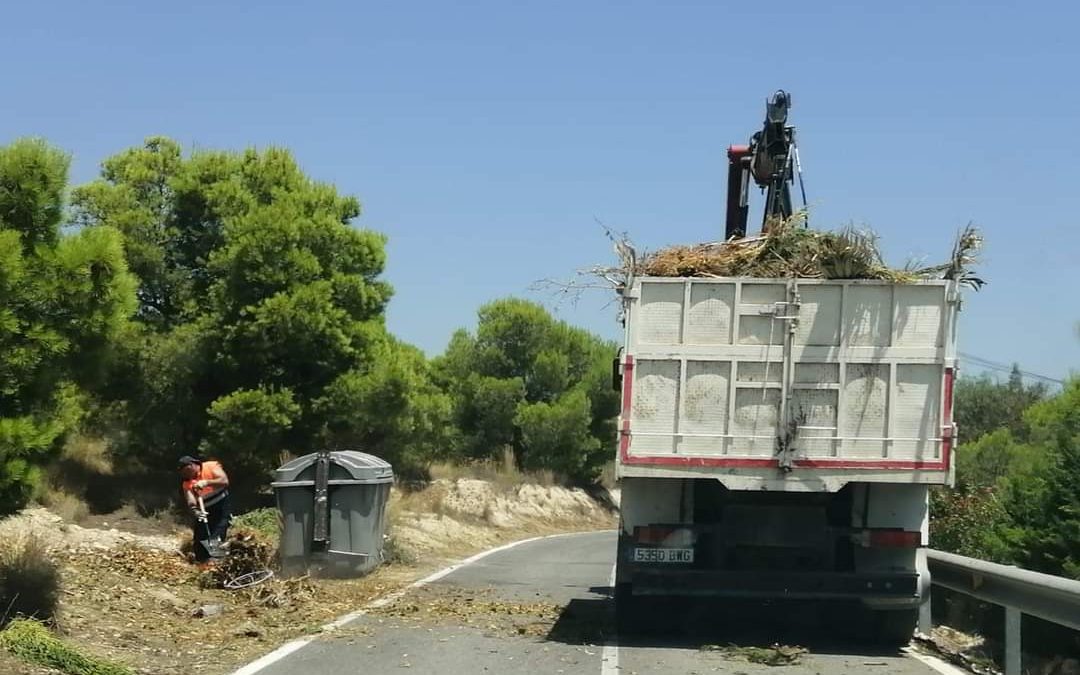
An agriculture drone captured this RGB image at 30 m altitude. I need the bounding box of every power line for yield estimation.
[959,353,1062,385]
[958,352,1065,386]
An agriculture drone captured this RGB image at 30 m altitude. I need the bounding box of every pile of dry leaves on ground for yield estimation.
[53,527,416,675]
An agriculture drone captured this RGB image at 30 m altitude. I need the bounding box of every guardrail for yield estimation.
[923,549,1080,675]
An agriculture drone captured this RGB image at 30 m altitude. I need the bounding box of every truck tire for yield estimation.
[872,609,918,646]
[614,583,647,636]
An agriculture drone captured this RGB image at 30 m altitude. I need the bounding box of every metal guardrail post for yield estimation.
[1004,606,1021,675]
[926,549,1080,675]
[918,596,932,636]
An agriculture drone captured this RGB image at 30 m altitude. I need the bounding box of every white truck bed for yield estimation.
[616,277,959,490]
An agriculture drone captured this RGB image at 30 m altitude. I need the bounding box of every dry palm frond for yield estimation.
[530,221,638,317]
[538,216,985,313]
[816,228,882,279]
[907,223,985,290]
[629,216,983,288]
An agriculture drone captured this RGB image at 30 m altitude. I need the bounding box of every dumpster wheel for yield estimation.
[225,569,275,590]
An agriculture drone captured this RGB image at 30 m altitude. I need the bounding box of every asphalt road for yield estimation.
[252,531,952,675]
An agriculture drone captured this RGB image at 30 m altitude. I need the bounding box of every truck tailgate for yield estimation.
[616,278,958,487]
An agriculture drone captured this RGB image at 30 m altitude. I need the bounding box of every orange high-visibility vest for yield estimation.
[182,460,229,507]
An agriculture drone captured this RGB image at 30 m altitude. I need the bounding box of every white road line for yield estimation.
[903,646,973,675]
[600,562,620,675]
[230,639,314,675]
[231,529,614,674]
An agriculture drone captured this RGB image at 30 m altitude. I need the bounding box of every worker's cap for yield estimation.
[177,455,202,467]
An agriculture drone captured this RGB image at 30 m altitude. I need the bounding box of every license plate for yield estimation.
[633,547,694,563]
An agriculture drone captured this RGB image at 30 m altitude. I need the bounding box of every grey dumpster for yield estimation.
[273,450,393,577]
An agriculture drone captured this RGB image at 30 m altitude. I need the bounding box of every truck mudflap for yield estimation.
[629,569,919,602]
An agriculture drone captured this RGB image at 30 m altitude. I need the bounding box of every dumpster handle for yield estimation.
[327,550,370,558]
[312,449,331,548]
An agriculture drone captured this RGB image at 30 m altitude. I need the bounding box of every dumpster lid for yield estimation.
[274,450,393,485]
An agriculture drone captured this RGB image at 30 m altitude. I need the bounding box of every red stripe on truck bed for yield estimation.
[620,355,635,416]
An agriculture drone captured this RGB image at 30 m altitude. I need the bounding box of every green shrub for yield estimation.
[432,298,620,485]
[0,138,136,517]
[0,619,132,675]
[0,417,58,516]
[929,486,1015,563]
[232,507,281,541]
[0,534,60,626]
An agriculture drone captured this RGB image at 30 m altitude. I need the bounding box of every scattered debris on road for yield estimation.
[913,629,999,675]
[372,586,564,639]
[702,642,808,667]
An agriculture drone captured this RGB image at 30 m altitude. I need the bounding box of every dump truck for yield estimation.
[611,93,958,644]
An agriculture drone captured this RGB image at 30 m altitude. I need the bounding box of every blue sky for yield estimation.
[2,0,1077,380]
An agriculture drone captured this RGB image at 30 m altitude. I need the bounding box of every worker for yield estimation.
[178,455,231,562]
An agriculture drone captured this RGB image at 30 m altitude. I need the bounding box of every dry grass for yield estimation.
[37,489,89,525]
[0,534,60,627]
[382,532,419,566]
[388,483,447,522]
[58,436,113,476]
[45,434,119,517]
[385,481,451,547]
[427,447,557,490]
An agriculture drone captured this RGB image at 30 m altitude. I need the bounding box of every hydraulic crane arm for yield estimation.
[725,90,806,239]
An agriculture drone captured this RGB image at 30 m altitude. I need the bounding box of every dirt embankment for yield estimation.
[0,507,178,554]
[0,479,615,675]
[390,478,616,560]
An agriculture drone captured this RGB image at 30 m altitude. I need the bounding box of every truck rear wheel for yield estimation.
[614,585,684,636]
[872,608,918,646]
[614,583,646,635]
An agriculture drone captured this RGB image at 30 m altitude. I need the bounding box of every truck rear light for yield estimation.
[859,529,922,548]
[633,526,694,547]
